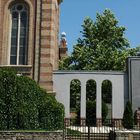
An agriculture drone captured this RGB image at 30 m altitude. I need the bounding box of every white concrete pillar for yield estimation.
[112,81,115,119]
[96,81,102,119]
[112,79,124,119]
[80,81,86,118]
[65,84,70,118]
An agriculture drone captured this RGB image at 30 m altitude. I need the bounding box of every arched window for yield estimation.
[10,3,28,65]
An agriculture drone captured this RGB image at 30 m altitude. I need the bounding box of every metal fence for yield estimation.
[63,119,140,140]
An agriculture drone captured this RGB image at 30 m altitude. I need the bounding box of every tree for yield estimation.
[86,80,96,101]
[102,80,112,104]
[59,9,139,71]
[122,101,134,129]
[76,101,108,126]
[70,80,81,111]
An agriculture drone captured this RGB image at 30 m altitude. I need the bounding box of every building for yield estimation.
[0,0,66,94]
[1,0,140,125]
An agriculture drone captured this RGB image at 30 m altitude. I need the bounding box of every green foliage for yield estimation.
[70,80,81,110]
[102,80,112,104]
[66,128,81,135]
[76,101,108,126]
[15,76,41,129]
[122,101,134,129]
[86,101,96,126]
[59,10,138,122]
[38,90,64,130]
[0,68,17,129]
[86,80,96,101]
[59,9,139,71]
[102,101,108,122]
[0,68,64,130]
[134,110,137,125]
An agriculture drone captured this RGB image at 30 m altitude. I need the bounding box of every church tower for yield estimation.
[0,0,62,93]
[59,32,68,59]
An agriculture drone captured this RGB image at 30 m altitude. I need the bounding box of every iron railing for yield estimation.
[64,119,140,140]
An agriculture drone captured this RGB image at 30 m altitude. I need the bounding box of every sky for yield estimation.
[60,0,140,53]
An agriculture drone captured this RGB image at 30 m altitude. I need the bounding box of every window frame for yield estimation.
[9,3,29,65]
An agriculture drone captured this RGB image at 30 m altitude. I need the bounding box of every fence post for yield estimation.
[88,125,90,140]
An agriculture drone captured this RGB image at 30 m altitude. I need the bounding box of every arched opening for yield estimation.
[70,79,81,124]
[86,79,96,126]
[102,80,112,124]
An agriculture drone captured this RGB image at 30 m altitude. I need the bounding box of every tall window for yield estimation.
[10,3,28,65]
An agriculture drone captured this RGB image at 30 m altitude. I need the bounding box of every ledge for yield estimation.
[0,131,63,140]
[0,65,32,75]
[0,65,32,68]
[53,70,126,75]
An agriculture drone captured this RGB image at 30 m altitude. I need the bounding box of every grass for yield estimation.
[66,128,81,135]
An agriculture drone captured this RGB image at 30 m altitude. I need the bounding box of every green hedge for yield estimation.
[76,100,108,126]
[86,101,96,126]
[0,68,64,130]
[86,101,108,126]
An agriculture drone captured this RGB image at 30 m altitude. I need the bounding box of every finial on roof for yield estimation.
[61,32,66,39]
[60,32,67,44]
[59,32,68,59]
[61,32,67,45]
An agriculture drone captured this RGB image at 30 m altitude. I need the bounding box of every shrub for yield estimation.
[38,90,64,130]
[0,68,17,129]
[66,128,81,135]
[76,100,108,126]
[122,101,134,129]
[15,76,41,129]
[134,110,137,125]
[102,101,108,123]
[86,101,96,126]
[0,68,64,130]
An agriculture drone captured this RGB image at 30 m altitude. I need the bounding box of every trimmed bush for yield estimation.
[76,100,108,126]
[102,101,108,123]
[0,68,64,130]
[122,101,134,129]
[86,101,96,126]
[0,68,17,129]
[38,90,64,130]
